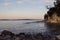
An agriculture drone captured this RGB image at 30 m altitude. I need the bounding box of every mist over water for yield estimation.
[0,20,60,35]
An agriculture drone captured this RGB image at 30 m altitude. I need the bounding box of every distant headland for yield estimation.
[0,19,41,21]
[44,0,60,23]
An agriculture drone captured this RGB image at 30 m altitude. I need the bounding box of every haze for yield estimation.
[0,0,54,19]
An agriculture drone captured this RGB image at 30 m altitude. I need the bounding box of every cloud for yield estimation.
[16,0,31,5]
[16,0,53,4]
[4,0,11,1]
[1,0,54,6]
[16,0,23,4]
[45,0,51,2]
[16,0,39,5]
[44,0,54,3]
[4,2,12,6]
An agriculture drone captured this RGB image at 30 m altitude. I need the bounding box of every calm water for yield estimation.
[0,20,60,35]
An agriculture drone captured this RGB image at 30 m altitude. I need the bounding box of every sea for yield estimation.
[0,19,60,35]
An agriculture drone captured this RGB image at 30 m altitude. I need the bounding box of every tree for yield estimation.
[44,0,60,20]
[44,14,48,20]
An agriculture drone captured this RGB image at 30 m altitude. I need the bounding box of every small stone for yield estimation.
[56,35,60,40]
[15,37,20,40]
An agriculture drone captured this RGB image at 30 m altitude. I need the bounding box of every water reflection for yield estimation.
[45,23,60,35]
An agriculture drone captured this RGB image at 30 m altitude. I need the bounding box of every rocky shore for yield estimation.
[0,30,60,40]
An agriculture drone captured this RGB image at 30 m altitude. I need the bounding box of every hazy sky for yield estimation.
[0,0,54,19]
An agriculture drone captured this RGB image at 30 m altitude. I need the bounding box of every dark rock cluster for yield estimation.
[0,30,59,40]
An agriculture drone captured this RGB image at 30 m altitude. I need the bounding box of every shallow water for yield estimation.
[0,20,60,35]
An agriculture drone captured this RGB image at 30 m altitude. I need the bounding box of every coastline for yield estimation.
[0,30,59,40]
[44,20,60,23]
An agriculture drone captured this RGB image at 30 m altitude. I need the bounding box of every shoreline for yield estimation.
[0,30,59,40]
[44,20,60,23]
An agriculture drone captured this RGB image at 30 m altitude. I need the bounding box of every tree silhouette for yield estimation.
[44,0,60,19]
[44,14,48,20]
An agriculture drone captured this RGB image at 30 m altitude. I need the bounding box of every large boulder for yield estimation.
[16,33,26,40]
[1,30,15,37]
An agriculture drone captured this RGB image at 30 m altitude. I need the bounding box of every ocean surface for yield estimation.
[0,19,60,35]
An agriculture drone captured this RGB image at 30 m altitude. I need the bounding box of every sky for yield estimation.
[0,0,55,19]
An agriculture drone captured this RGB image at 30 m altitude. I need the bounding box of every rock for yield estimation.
[0,30,15,40]
[56,35,60,40]
[36,33,43,40]
[1,30,15,37]
[18,33,25,37]
[25,34,32,40]
[3,35,11,40]
[15,37,20,40]
[17,33,26,40]
[0,30,58,40]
